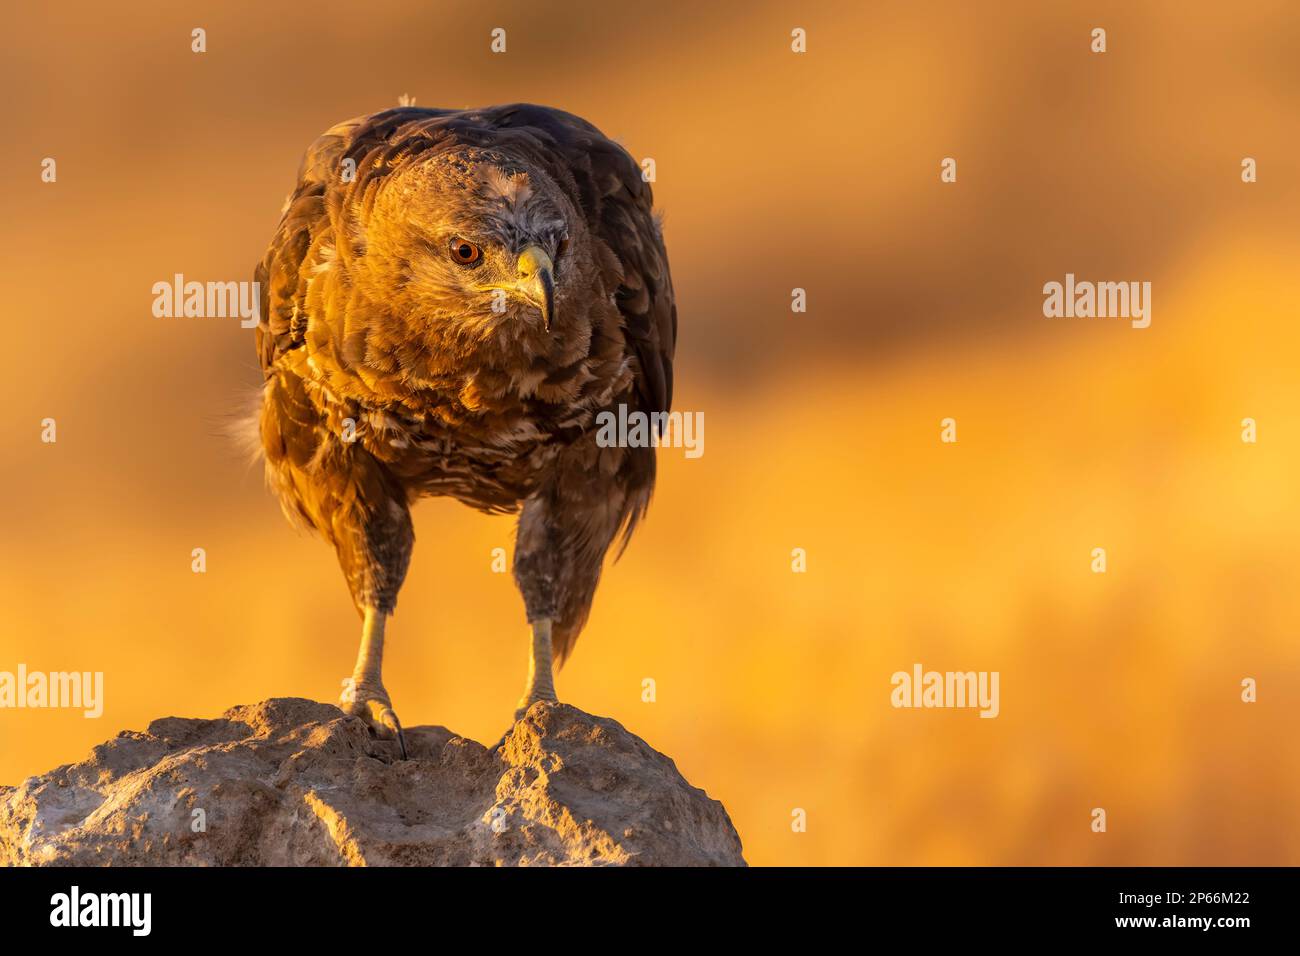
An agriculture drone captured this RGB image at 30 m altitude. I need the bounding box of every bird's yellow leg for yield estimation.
[515,618,558,720]
[340,607,407,758]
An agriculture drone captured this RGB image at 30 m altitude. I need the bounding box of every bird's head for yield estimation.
[365,148,583,341]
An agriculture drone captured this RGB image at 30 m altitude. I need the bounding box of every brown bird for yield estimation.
[252,105,676,756]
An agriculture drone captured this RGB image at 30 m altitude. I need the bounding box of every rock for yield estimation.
[0,698,745,866]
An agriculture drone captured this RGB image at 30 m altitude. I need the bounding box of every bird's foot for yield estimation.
[339,677,408,760]
[489,693,558,753]
[513,690,558,724]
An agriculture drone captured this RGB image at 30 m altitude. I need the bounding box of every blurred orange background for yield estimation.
[1,0,1298,865]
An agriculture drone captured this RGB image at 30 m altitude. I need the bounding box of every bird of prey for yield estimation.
[252,105,676,757]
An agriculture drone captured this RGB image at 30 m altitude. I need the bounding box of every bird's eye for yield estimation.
[556,236,570,258]
[448,237,482,266]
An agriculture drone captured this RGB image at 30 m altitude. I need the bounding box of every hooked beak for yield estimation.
[516,245,555,331]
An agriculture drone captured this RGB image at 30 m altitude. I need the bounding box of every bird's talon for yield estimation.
[381,708,409,760]
[513,694,557,723]
[494,695,558,751]
[340,682,407,758]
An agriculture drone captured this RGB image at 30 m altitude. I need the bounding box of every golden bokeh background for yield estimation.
[2,0,1298,865]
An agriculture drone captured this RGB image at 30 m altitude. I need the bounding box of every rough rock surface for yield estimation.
[0,698,745,866]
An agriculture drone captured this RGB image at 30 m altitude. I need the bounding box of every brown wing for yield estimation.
[485,105,677,553]
[489,104,677,421]
[253,112,401,372]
